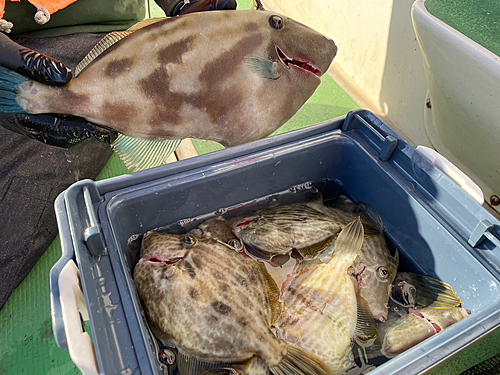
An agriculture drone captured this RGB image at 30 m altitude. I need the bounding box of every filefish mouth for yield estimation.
[410,309,442,333]
[276,47,322,76]
[139,256,183,265]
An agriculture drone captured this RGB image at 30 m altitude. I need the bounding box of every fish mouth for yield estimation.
[139,256,183,266]
[276,47,322,76]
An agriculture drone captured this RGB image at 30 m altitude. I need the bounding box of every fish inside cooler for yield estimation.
[60,111,500,375]
[126,184,470,375]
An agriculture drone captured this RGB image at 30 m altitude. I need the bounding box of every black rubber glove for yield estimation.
[11,113,117,148]
[155,0,237,17]
[0,32,72,86]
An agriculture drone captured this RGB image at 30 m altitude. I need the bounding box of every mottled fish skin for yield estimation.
[350,236,398,322]
[324,197,399,322]
[231,197,398,322]
[133,231,330,375]
[379,306,469,358]
[15,10,337,147]
[274,219,364,374]
[231,202,347,257]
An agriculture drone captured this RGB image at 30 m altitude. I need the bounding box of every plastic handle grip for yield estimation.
[416,146,484,204]
[59,260,99,375]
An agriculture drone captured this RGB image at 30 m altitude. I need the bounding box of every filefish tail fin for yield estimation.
[111,134,181,172]
[271,343,331,375]
[0,66,29,114]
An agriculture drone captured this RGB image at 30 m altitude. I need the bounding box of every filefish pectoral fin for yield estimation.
[111,134,182,172]
[298,234,336,261]
[245,57,281,80]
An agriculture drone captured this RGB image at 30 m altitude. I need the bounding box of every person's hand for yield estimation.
[156,0,237,17]
[0,32,71,86]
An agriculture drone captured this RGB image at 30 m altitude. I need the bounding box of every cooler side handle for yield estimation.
[416,146,484,204]
[59,259,99,375]
[50,192,74,349]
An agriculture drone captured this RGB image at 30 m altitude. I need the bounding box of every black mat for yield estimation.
[0,34,114,310]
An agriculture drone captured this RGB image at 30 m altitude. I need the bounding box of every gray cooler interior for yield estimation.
[57,110,500,375]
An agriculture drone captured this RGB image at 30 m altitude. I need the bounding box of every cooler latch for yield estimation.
[83,186,106,256]
[468,219,500,248]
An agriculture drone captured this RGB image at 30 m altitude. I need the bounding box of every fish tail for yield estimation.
[0,66,29,114]
[270,343,331,375]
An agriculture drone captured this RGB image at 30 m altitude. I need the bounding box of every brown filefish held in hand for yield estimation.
[133,232,331,375]
[0,10,337,171]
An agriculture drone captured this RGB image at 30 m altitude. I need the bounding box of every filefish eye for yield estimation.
[269,15,284,30]
[183,236,197,246]
[378,267,389,279]
[228,239,243,250]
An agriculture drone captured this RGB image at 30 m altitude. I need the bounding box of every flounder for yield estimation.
[133,231,331,375]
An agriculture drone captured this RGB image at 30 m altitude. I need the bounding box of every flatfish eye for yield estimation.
[378,267,389,279]
[269,15,284,30]
[183,235,197,246]
[228,239,243,250]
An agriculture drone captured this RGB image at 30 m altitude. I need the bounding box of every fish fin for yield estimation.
[357,202,384,232]
[355,292,379,341]
[335,217,364,265]
[74,31,133,77]
[201,356,268,375]
[0,66,29,114]
[245,56,281,80]
[396,272,463,309]
[127,17,167,31]
[270,343,330,375]
[299,234,336,261]
[361,219,383,237]
[177,351,232,374]
[111,134,182,172]
[256,263,282,324]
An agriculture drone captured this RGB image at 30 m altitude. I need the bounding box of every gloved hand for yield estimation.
[156,0,237,17]
[0,32,71,86]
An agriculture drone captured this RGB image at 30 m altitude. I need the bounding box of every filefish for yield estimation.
[325,196,399,322]
[133,231,330,375]
[377,272,469,358]
[274,218,369,374]
[231,197,398,321]
[231,201,348,262]
[0,9,337,171]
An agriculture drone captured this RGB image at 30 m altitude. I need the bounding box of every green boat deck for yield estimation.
[1,0,500,374]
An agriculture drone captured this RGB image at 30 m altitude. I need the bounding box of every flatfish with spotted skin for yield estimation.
[133,232,331,375]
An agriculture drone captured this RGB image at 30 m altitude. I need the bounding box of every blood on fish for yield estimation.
[411,310,442,333]
[147,257,182,265]
[235,218,260,227]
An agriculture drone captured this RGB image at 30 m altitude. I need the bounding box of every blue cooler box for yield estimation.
[49,110,500,374]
